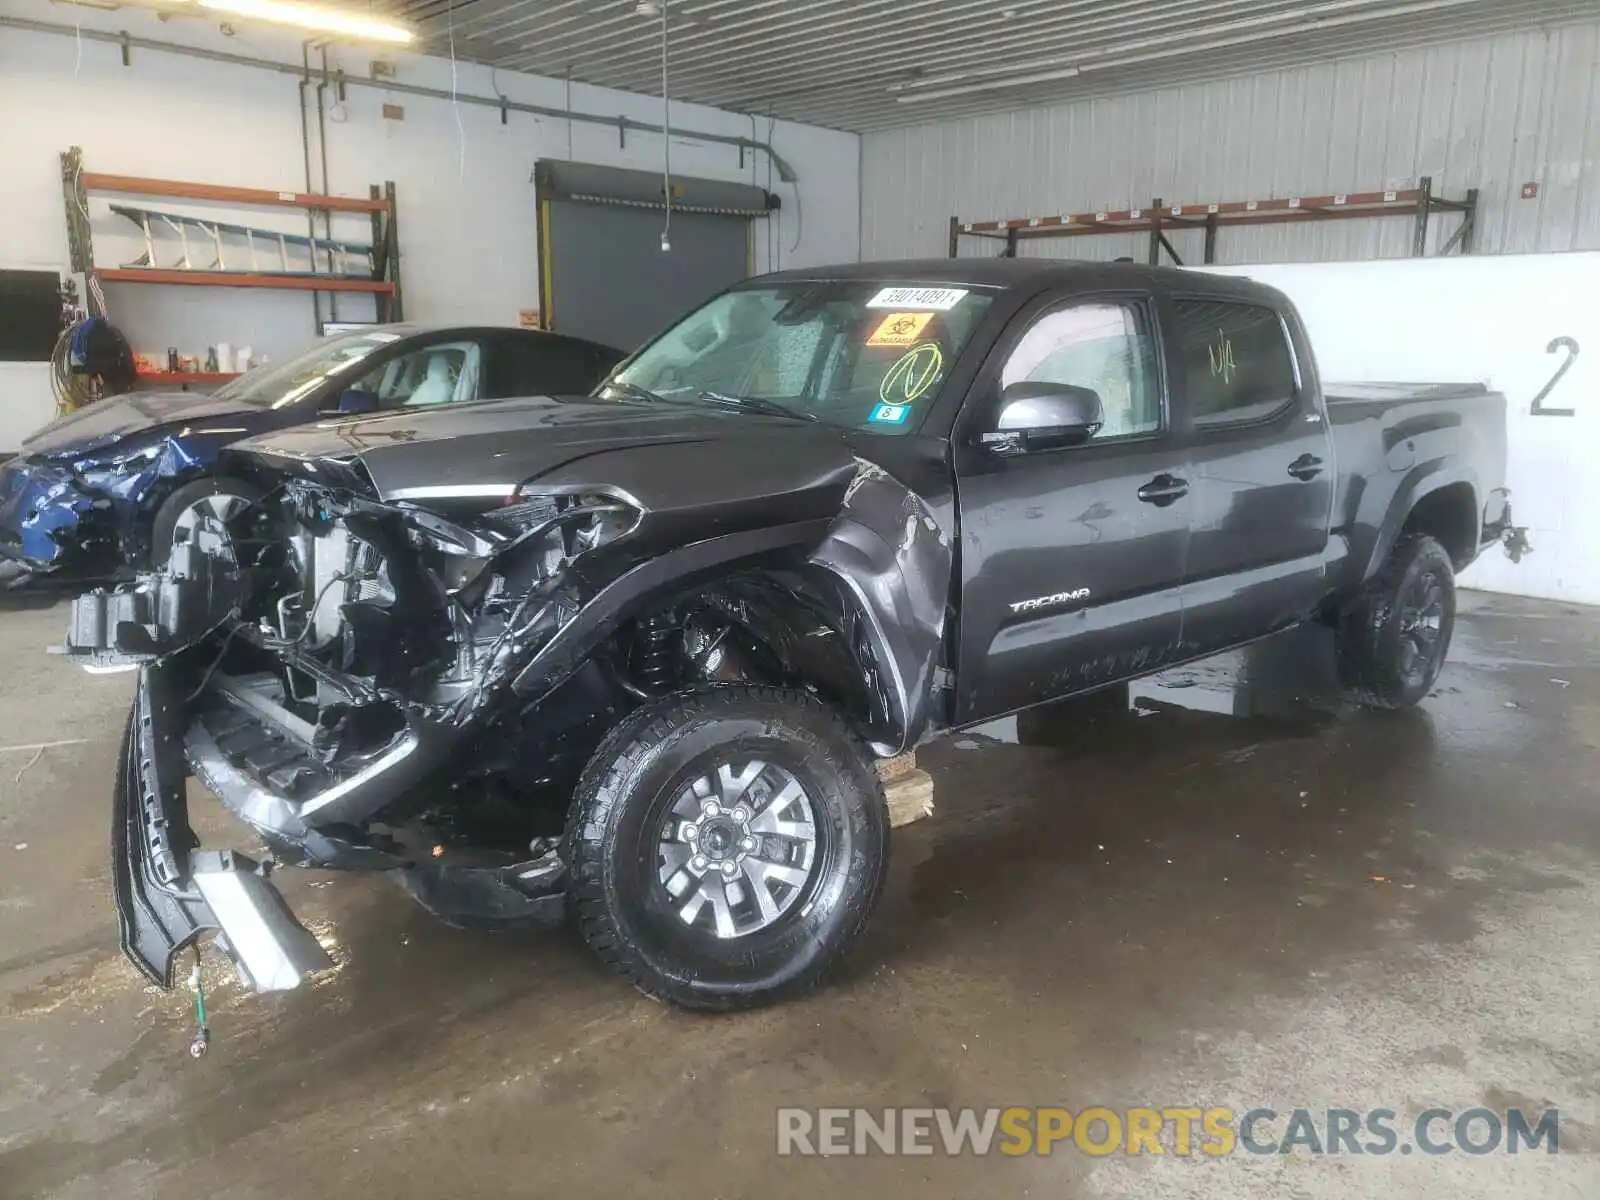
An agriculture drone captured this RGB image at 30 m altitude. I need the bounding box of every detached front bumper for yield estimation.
[113,663,332,992]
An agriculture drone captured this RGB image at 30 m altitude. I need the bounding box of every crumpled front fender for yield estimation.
[808,460,952,754]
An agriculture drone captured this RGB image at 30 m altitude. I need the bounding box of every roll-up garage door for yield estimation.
[534,160,778,353]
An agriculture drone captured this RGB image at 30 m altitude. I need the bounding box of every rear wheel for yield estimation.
[149,476,261,568]
[565,685,889,1010]
[1337,533,1456,709]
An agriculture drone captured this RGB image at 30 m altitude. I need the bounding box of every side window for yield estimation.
[352,341,481,408]
[1170,300,1298,428]
[1001,302,1161,441]
[488,339,609,397]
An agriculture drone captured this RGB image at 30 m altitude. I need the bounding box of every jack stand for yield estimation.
[186,946,210,1059]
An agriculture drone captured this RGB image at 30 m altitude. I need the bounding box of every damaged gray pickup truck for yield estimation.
[65,260,1527,1014]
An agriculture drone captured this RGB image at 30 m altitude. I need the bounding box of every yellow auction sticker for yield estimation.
[867,312,935,347]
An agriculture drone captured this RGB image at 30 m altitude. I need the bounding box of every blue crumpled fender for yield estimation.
[32,431,229,568]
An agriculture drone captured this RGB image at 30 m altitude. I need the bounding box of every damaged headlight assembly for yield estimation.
[428,487,642,599]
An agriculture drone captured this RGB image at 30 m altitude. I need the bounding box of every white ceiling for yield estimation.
[397,0,1600,132]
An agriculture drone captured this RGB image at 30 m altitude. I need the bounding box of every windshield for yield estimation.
[605,282,996,433]
[214,329,403,408]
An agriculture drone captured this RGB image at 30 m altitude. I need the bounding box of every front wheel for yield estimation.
[1337,533,1457,709]
[565,685,889,1010]
[149,476,261,568]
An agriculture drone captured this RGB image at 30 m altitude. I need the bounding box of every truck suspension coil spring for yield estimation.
[634,613,677,692]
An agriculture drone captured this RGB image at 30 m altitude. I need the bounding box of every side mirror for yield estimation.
[981,382,1104,455]
[330,387,380,415]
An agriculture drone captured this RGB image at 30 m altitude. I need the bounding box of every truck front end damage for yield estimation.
[72,471,640,988]
[68,433,946,996]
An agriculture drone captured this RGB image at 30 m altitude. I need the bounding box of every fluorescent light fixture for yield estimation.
[195,0,415,43]
[895,65,1079,103]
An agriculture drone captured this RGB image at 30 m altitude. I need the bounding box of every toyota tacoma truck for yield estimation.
[64,260,1526,1012]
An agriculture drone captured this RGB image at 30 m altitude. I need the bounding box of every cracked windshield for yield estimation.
[605,283,995,433]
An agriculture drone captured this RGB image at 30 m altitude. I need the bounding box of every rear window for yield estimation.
[1170,300,1298,428]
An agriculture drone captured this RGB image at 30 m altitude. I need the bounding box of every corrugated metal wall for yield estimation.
[861,20,1600,265]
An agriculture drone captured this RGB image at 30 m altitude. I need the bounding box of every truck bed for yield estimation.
[1323,380,1509,590]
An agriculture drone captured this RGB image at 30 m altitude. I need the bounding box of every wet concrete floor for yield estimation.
[1,589,1598,1199]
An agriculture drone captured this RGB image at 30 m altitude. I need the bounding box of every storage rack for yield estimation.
[950,176,1478,264]
[60,147,402,383]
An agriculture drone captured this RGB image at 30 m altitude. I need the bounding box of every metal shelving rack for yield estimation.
[60,147,403,332]
[950,176,1478,264]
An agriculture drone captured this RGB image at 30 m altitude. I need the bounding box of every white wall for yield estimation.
[0,1,859,450]
[862,20,1600,264]
[1203,253,1600,606]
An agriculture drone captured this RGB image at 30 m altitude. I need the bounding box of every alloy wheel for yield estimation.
[655,759,819,940]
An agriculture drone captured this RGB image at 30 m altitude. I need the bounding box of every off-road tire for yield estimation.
[149,475,262,568]
[1337,533,1456,709]
[565,684,889,1010]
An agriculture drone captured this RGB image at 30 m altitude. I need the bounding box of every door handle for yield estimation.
[1288,453,1325,481]
[1137,473,1189,506]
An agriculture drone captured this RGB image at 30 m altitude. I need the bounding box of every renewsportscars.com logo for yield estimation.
[776,1106,1562,1157]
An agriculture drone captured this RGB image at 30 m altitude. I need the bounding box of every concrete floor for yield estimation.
[1,589,1597,1199]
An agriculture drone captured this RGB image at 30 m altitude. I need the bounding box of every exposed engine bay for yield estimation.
[79,479,805,855]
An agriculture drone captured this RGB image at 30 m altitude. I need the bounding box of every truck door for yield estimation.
[952,291,1191,723]
[1163,294,1334,658]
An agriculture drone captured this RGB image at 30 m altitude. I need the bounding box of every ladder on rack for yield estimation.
[60,147,403,322]
[110,204,378,279]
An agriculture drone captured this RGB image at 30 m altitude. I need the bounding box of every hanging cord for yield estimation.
[447,0,464,182]
[660,0,672,251]
[766,114,776,270]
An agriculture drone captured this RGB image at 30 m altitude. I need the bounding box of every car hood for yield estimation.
[226,395,867,511]
[22,392,260,460]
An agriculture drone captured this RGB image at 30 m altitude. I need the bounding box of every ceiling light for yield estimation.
[895,65,1079,103]
[195,0,415,43]
[634,0,661,14]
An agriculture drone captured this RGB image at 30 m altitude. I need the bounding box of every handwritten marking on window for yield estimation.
[880,343,944,405]
[1208,330,1237,384]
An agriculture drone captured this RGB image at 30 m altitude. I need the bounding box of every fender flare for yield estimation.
[1361,466,1480,581]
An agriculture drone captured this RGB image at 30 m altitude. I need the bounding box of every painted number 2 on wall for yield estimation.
[1530,336,1580,417]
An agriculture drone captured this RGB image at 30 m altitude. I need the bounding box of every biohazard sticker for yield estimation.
[867,312,935,347]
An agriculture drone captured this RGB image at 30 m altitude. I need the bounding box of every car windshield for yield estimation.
[214,329,404,409]
[603,282,996,434]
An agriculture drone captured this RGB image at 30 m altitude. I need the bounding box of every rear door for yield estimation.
[1164,294,1334,658]
[953,289,1192,722]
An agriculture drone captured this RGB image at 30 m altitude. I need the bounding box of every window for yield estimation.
[352,341,481,408]
[608,283,996,435]
[216,329,402,408]
[1001,302,1161,441]
[487,337,618,398]
[1170,300,1298,428]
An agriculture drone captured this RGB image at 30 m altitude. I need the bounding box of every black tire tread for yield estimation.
[1337,532,1453,709]
[564,683,888,1011]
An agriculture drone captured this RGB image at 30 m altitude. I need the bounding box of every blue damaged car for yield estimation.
[0,323,622,581]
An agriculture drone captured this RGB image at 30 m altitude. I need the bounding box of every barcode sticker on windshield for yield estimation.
[866,286,970,311]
